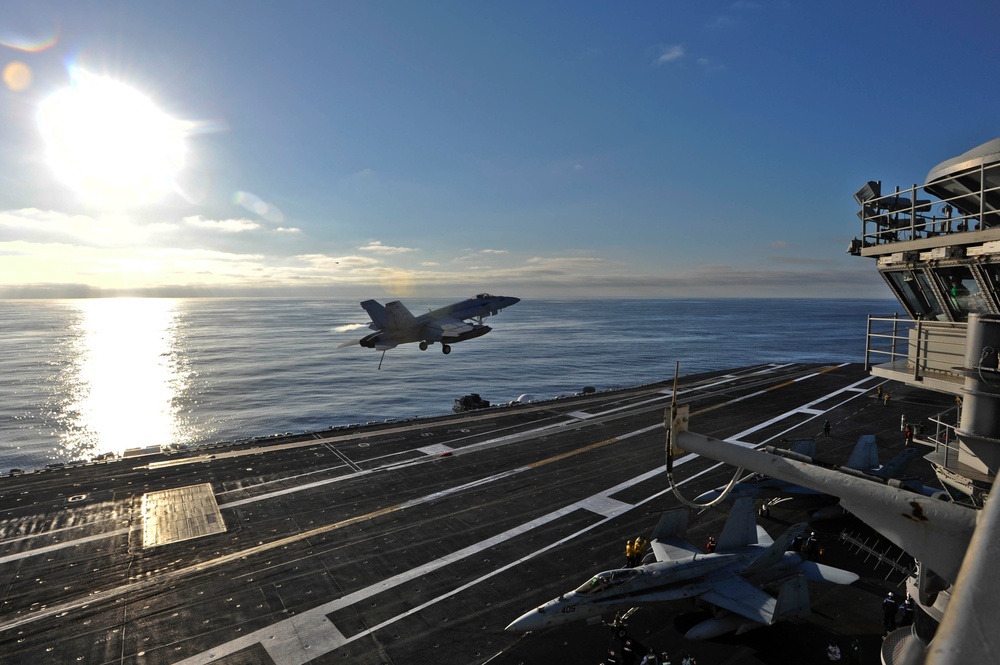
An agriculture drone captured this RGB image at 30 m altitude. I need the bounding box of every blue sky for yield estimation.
[1,1,998,299]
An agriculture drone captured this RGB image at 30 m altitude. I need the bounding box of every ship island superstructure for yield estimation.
[851,137,1000,507]
[847,137,1000,661]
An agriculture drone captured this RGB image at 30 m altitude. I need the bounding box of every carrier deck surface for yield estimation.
[0,363,950,664]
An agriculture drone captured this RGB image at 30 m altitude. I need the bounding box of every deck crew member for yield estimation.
[633,536,648,565]
[882,592,898,632]
[805,532,819,560]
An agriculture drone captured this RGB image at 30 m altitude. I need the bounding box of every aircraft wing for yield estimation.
[650,539,701,562]
[421,316,475,342]
[700,574,778,625]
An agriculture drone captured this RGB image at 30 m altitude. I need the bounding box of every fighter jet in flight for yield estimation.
[506,498,858,640]
[337,293,519,365]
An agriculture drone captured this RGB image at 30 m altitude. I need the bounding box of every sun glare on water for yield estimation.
[37,69,189,206]
[60,298,195,459]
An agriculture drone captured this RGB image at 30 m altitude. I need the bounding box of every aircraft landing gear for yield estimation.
[419,341,428,351]
[442,344,451,355]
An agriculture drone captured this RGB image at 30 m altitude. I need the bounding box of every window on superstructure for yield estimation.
[936,267,990,321]
[979,264,1000,310]
[914,271,950,321]
[885,271,939,320]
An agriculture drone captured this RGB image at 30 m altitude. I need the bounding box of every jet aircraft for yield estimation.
[506,497,858,640]
[694,435,929,516]
[337,293,519,363]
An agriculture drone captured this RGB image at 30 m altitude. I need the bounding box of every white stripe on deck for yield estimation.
[417,443,454,455]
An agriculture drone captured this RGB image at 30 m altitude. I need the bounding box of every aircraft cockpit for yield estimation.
[574,569,640,595]
[475,293,493,299]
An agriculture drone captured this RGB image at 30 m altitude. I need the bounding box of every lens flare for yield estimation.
[2,61,32,91]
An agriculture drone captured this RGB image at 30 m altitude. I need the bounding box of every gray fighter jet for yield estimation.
[337,293,519,361]
[505,497,858,640]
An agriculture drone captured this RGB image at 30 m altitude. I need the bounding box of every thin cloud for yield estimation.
[184,215,261,233]
[707,16,736,29]
[655,45,685,66]
[357,240,417,254]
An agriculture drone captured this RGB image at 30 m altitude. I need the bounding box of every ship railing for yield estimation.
[865,315,967,382]
[856,160,1000,248]
[926,405,965,469]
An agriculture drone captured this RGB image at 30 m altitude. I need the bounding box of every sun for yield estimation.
[37,68,189,206]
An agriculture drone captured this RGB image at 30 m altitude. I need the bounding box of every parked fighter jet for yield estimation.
[337,293,519,364]
[694,435,924,516]
[505,497,858,640]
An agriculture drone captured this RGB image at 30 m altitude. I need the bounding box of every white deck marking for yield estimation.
[417,443,454,455]
[579,495,633,518]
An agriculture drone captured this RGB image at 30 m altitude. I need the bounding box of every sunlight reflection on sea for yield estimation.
[56,298,198,459]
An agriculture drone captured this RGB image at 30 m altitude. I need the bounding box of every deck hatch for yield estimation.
[141,483,226,548]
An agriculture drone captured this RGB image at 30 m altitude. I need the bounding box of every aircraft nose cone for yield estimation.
[506,608,544,632]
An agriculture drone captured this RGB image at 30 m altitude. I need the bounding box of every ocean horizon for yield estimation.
[0,297,899,471]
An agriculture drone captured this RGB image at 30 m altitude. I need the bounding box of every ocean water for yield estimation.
[0,297,897,471]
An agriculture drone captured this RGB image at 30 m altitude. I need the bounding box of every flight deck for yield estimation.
[0,363,951,665]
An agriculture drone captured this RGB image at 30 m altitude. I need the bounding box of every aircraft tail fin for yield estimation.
[789,438,816,458]
[385,301,419,332]
[845,434,879,471]
[871,447,919,479]
[716,497,758,552]
[651,509,689,542]
[742,522,807,576]
[360,300,388,329]
[773,574,811,621]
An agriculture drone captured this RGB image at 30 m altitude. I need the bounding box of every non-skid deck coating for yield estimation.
[142,484,226,548]
[0,364,953,665]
